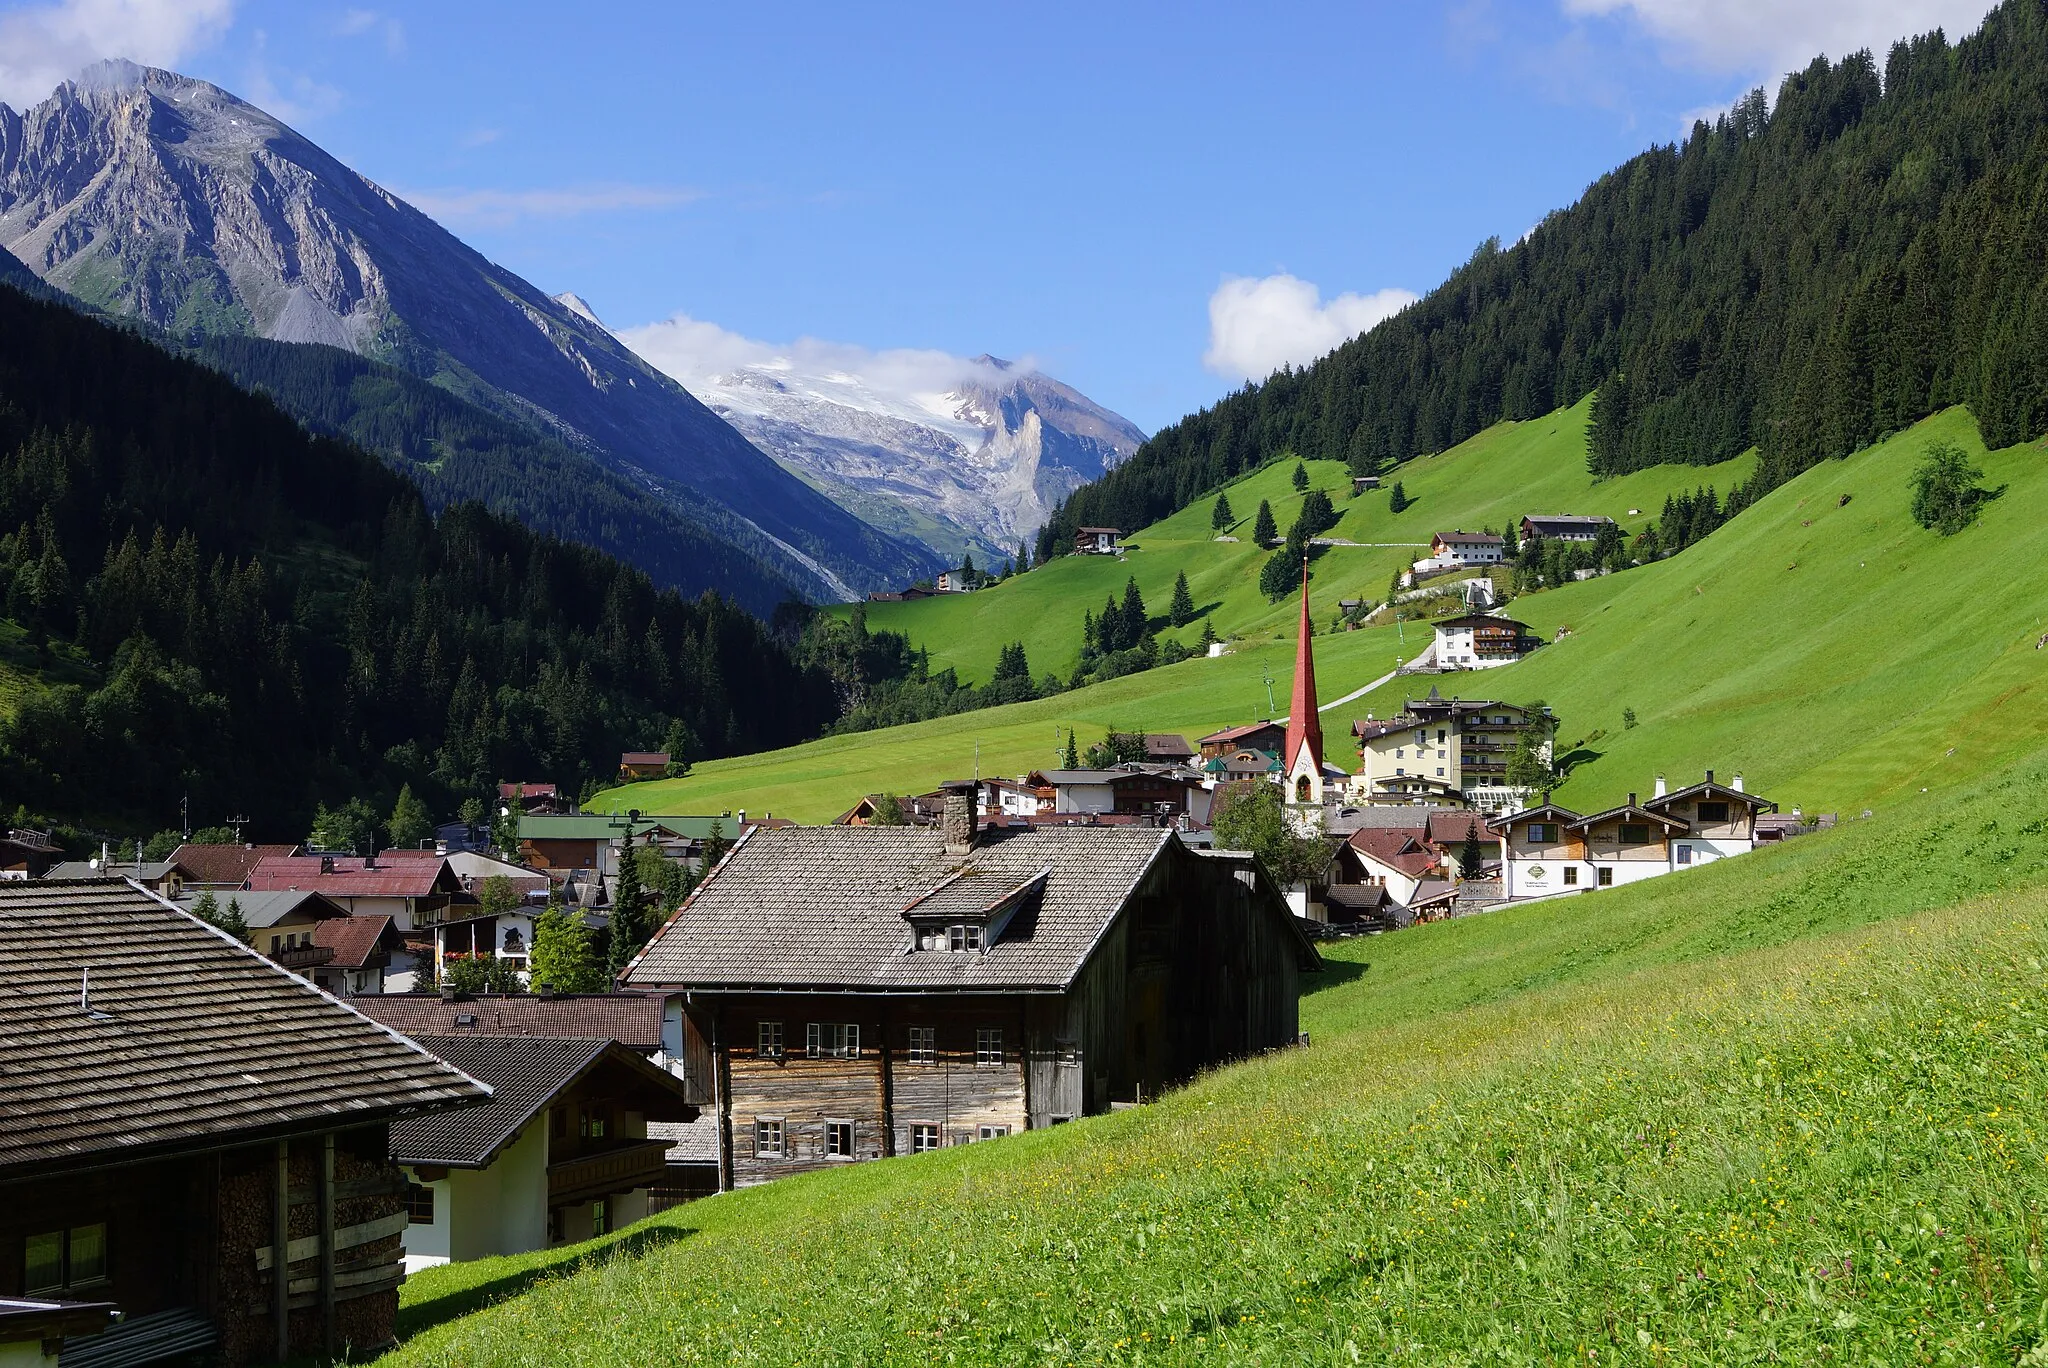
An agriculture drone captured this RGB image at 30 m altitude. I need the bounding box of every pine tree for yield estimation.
[1458,821,1484,877]
[220,896,249,944]
[1387,482,1411,514]
[1168,570,1195,627]
[1119,577,1148,645]
[1198,618,1218,653]
[1063,729,1080,769]
[1291,461,1309,490]
[1258,548,1299,600]
[387,783,432,850]
[607,851,649,979]
[1210,492,1235,530]
[1253,500,1278,545]
[192,890,221,929]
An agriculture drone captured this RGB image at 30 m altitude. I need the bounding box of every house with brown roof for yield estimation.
[618,751,670,781]
[1431,614,1538,671]
[390,1036,698,1268]
[0,880,485,1367]
[1332,828,1442,905]
[1519,514,1615,543]
[311,915,406,997]
[43,858,189,899]
[622,785,1316,1188]
[168,843,302,890]
[0,827,64,880]
[246,854,461,932]
[1141,734,1196,764]
[1074,526,1122,555]
[1197,721,1287,762]
[1413,530,1506,576]
[1486,771,1778,899]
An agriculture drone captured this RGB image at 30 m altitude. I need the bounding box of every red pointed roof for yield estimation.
[1284,559,1322,777]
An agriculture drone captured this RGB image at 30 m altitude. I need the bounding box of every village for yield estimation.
[0,499,1840,1367]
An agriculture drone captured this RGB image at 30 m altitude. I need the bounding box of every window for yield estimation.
[757,1020,784,1060]
[977,1125,1010,1141]
[1527,822,1556,843]
[1055,1038,1081,1067]
[269,935,281,953]
[23,1225,105,1293]
[1618,823,1651,845]
[754,1118,785,1157]
[1597,867,1614,887]
[1435,768,1445,777]
[825,1121,854,1157]
[808,1022,860,1059]
[975,1028,1003,1067]
[906,1026,937,1063]
[947,924,983,952]
[579,1112,608,1139]
[590,1199,609,1236]
[1563,867,1578,886]
[1676,845,1693,866]
[1395,748,1405,760]
[910,1123,941,1153]
[1395,767,1405,776]
[1698,801,1730,823]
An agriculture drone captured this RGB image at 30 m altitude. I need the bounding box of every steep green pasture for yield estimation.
[1336,407,2048,818]
[387,745,2048,1365]
[852,396,1754,685]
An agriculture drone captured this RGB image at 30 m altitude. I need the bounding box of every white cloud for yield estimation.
[336,8,403,56]
[1562,0,1999,81]
[1202,273,1417,384]
[400,183,704,228]
[0,0,233,108]
[617,312,1035,427]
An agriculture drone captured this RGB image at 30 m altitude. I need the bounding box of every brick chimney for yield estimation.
[939,780,979,856]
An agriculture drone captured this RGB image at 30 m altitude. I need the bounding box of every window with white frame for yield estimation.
[757,1020,784,1060]
[825,1120,854,1157]
[906,1025,936,1063]
[808,1022,860,1059]
[975,1028,1003,1067]
[977,1125,1010,1141]
[948,924,982,951]
[910,1123,941,1152]
[754,1117,786,1157]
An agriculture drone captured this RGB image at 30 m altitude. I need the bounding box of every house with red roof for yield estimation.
[246,853,461,932]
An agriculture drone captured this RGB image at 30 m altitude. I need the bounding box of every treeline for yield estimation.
[1037,2,2048,557]
[0,280,838,835]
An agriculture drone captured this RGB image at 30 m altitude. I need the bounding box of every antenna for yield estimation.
[224,814,251,844]
[1262,668,1276,718]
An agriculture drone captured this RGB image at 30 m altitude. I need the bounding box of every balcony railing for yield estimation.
[273,944,335,970]
[548,1140,672,1205]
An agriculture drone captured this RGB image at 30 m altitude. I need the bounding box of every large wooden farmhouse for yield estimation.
[0,880,484,1367]
[623,784,1317,1188]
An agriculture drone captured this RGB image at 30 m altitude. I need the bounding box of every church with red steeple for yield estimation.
[1281,556,1326,818]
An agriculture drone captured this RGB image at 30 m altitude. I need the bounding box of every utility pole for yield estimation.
[181,794,189,842]
[224,814,251,845]
[1262,668,1276,718]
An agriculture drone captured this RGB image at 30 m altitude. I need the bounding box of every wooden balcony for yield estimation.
[273,944,335,970]
[548,1140,672,1206]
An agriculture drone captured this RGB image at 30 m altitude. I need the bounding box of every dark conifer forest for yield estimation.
[1040,2,2048,556]
[0,281,837,835]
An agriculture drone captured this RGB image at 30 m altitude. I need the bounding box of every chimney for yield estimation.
[939,780,979,856]
[1731,773,1745,793]
[1652,774,1667,799]
[737,808,747,827]
[1628,792,1638,809]
[320,854,335,874]
[1705,769,1714,786]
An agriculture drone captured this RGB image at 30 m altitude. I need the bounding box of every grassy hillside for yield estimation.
[593,623,1412,822]
[602,406,2032,825]
[853,396,1755,686]
[388,741,2048,1365]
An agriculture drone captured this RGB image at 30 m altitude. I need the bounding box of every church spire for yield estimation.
[1284,556,1322,780]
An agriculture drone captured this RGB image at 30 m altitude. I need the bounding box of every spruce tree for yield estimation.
[1211,492,1235,530]
[1387,482,1411,514]
[191,890,221,929]
[1198,618,1218,653]
[1253,500,1278,545]
[1291,461,1309,490]
[1459,821,1484,877]
[1063,729,1080,769]
[1119,577,1148,646]
[220,896,249,944]
[607,849,649,980]
[1168,570,1195,627]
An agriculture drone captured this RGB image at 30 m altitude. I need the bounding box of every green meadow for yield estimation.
[387,739,2048,1365]
[848,395,1755,687]
[600,406,2041,824]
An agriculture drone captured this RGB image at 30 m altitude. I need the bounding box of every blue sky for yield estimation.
[0,0,2000,432]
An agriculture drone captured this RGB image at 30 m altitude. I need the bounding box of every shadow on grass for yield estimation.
[395,1223,697,1343]
[1556,746,1603,778]
[1305,955,1370,994]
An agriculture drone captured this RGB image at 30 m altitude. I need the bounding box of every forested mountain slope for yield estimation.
[1041,0,2048,553]
[0,279,837,834]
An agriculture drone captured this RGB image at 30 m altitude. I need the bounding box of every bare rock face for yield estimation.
[0,61,935,600]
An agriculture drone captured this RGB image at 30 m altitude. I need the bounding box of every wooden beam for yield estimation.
[273,1139,289,1363]
[320,1134,336,1359]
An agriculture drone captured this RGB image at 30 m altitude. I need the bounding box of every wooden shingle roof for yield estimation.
[349,994,665,1052]
[0,881,487,1181]
[623,825,1180,993]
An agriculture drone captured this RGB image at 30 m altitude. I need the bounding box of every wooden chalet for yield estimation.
[0,880,485,1367]
[1074,526,1123,555]
[1197,721,1287,762]
[618,751,671,781]
[623,785,1317,1188]
[167,844,301,891]
[0,828,65,880]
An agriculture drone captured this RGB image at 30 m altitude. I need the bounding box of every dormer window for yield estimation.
[917,924,983,952]
[903,867,1048,954]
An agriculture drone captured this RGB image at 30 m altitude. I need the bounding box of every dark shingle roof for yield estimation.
[624,826,1177,992]
[350,994,665,1052]
[0,881,487,1181]
[312,914,400,969]
[168,843,299,887]
[390,1036,694,1166]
